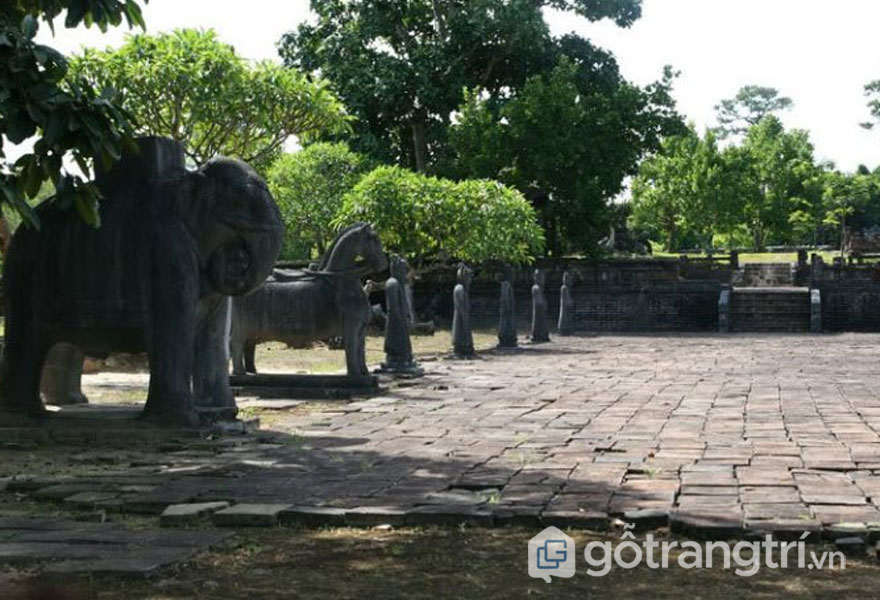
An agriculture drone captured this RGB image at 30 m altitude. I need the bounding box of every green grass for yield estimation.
[651,250,841,264]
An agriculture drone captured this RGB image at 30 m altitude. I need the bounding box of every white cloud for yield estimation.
[545,0,880,171]
[15,0,880,172]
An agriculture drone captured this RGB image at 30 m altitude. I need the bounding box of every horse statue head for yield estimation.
[318,223,388,275]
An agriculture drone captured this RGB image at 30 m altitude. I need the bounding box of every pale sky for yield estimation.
[26,0,880,172]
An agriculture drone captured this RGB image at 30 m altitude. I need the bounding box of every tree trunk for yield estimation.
[665,224,676,254]
[411,119,428,173]
[0,214,10,255]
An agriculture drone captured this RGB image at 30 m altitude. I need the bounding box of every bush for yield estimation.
[337,166,544,267]
[267,143,369,260]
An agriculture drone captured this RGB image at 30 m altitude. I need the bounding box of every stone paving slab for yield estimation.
[0,514,229,575]
[11,334,880,541]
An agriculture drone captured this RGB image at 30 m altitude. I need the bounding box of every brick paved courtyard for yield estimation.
[10,333,880,543]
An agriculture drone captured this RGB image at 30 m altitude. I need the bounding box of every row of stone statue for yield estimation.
[452,263,575,358]
[0,136,577,426]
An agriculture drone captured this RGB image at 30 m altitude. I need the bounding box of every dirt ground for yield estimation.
[1,522,878,600]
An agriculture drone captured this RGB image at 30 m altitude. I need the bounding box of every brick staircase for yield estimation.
[726,263,812,332]
[734,262,795,287]
[729,287,811,332]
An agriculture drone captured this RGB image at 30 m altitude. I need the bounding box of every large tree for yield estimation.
[1,0,146,232]
[630,126,732,252]
[737,115,822,250]
[630,117,825,253]
[449,52,683,255]
[279,0,643,173]
[714,85,793,139]
[71,28,350,172]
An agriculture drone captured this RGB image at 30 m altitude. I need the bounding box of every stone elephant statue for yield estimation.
[0,137,284,426]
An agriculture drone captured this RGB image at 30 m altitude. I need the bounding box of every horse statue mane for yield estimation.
[273,223,384,282]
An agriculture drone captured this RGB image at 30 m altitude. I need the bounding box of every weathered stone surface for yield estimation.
[834,536,867,556]
[557,270,575,335]
[541,510,609,531]
[160,502,230,526]
[279,506,347,527]
[213,504,292,527]
[406,505,494,527]
[14,333,880,540]
[670,511,743,539]
[497,264,518,348]
[0,514,228,575]
[622,508,669,530]
[381,255,421,374]
[345,506,409,527]
[452,263,476,358]
[530,269,550,343]
[63,492,120,508]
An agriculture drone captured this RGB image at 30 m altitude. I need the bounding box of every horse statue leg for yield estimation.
[244,341,258,374]
[343,312,369,377]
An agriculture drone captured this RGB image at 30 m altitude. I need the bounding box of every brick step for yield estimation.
[736,263,795,287]
[728,286,811,332]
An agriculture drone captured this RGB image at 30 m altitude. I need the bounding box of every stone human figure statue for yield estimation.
[497,264,517,348]
[530,268,550,343]
[381,255,421,374]
[452,262,476,358]
[557,270,575,335]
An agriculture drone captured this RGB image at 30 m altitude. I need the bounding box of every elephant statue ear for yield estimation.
[172,169,212,225]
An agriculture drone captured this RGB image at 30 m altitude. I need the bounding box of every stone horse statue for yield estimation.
[229,223,388,377]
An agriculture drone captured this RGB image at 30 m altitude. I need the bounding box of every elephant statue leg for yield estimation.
[0,328,50,417]
[40,343,88,406]
[244,341,257,374]
[142,232,199,427]
[193,297,236,418]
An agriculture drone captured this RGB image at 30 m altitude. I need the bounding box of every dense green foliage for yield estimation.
[280,0,644,173]
[337,166,544,267]
[451,58,682,255]
[1,0,145,227]
[267,143,370,260]
[280,0,682,256]
[71,29,350,171]
[630,115,876,252]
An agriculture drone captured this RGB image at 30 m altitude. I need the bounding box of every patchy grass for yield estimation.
[651,250,840,264]
[1,525,877,599]
[252,329,498,374]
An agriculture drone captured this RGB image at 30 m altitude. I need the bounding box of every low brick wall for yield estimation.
[812,259,880,332]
